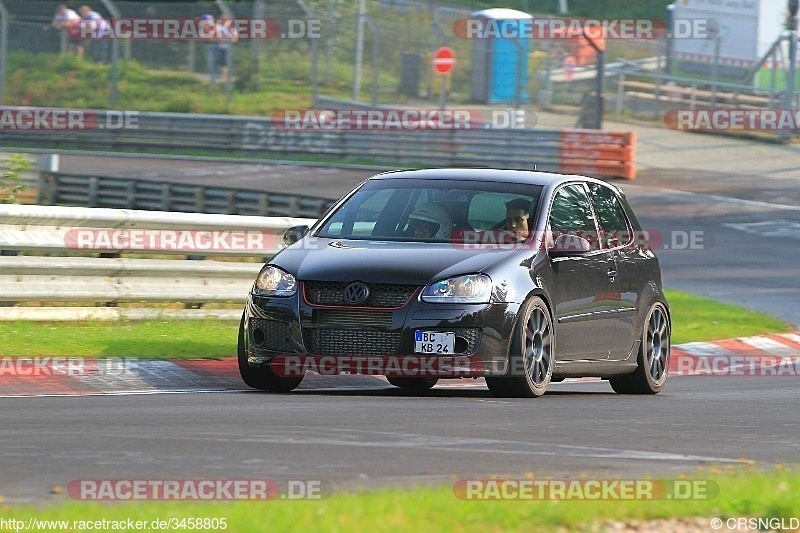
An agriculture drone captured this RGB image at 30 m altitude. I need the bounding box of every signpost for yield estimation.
[433,47,455,111]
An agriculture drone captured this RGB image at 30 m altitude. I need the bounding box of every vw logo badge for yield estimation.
[343,281,370,306]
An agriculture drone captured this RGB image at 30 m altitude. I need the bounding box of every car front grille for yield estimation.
[303,281,418,308]
[249,319,294,351]
[303,329,402,356]
[313,309,393,328]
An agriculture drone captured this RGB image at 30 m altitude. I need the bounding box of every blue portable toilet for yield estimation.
[469,8,532,104]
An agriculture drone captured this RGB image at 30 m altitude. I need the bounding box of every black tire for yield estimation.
[609,302,670,395]
[386,377,439,390]
[238,313,303,392]
[486,296,554,398]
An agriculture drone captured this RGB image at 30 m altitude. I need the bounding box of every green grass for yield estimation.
[6,53,345,115]
[0,290,792,359]
[2,468,797,532]
[665,289,793,345]
[0,319,238,358]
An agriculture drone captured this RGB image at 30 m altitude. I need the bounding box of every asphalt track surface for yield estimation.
[1,155,797,502]
[2,378,798,502]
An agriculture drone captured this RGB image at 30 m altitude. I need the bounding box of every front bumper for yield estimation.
[243,288,519,377]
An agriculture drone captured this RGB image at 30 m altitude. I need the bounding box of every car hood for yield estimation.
[271,237,522,285]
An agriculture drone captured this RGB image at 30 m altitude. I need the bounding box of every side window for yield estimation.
[588,183,632,249]
[468,192,535,230]
[547,184,598,247]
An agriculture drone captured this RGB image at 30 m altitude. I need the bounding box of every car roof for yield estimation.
[368,168,611,188]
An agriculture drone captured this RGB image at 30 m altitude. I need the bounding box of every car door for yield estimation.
[587,183,638,360]
[547,183,616,361]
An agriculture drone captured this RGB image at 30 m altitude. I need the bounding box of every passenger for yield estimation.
[405,203,454,240]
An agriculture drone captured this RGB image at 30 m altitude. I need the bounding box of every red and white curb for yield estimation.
[671,332,800,376]
[0,332,798,397]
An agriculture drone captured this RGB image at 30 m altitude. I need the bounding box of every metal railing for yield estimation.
[1,108,638,179]
[36,173,335,218]
[612,68,786,122]
[0,203,315,317]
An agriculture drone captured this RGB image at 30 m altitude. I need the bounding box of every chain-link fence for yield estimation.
[0,0,663,123]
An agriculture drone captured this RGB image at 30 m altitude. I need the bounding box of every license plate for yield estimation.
[414,331,455,354]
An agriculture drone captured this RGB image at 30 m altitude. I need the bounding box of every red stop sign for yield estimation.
[433,47,456,75]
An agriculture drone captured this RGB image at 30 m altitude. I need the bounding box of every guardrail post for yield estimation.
[0,244,14,306]
[36,155,60,205]
[259,193,270,216]
[88,177,99,207]
[615,73,625,120]
[194,187,205,213]
[161,183,171,211]
[125,180,135,209]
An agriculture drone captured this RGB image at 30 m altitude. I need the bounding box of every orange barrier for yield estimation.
[559,130,637,180]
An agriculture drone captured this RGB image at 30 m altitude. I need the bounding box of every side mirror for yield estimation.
[548,233,591,258]
[283,225,310,245]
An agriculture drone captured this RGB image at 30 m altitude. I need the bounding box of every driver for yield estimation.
[405,203,454,239]
[503,198,532,241]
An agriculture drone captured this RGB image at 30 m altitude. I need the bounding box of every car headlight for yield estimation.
[421,274,492,303]
[253,265,297,297]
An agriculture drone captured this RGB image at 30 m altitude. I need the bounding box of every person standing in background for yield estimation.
[213,16,238,83]
[78,5,111,63]
[50,4,83,57]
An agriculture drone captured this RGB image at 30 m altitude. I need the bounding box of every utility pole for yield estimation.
[353,0,366,102]
[584,35,605,129]
[779,0,798,141]
[0,1,7,104]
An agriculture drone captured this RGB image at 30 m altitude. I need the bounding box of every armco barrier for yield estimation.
[0,204,315,315]
[37,174,335,218]
[0,107,638,180]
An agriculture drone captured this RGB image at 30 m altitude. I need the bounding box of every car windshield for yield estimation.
[316,178,544,242]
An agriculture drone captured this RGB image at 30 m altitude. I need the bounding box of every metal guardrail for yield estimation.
[0,107,638,179]
[0,204,315,316]
[36,173,335,218]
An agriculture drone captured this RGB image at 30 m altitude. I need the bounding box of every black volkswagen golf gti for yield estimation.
[239,169,670,398]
